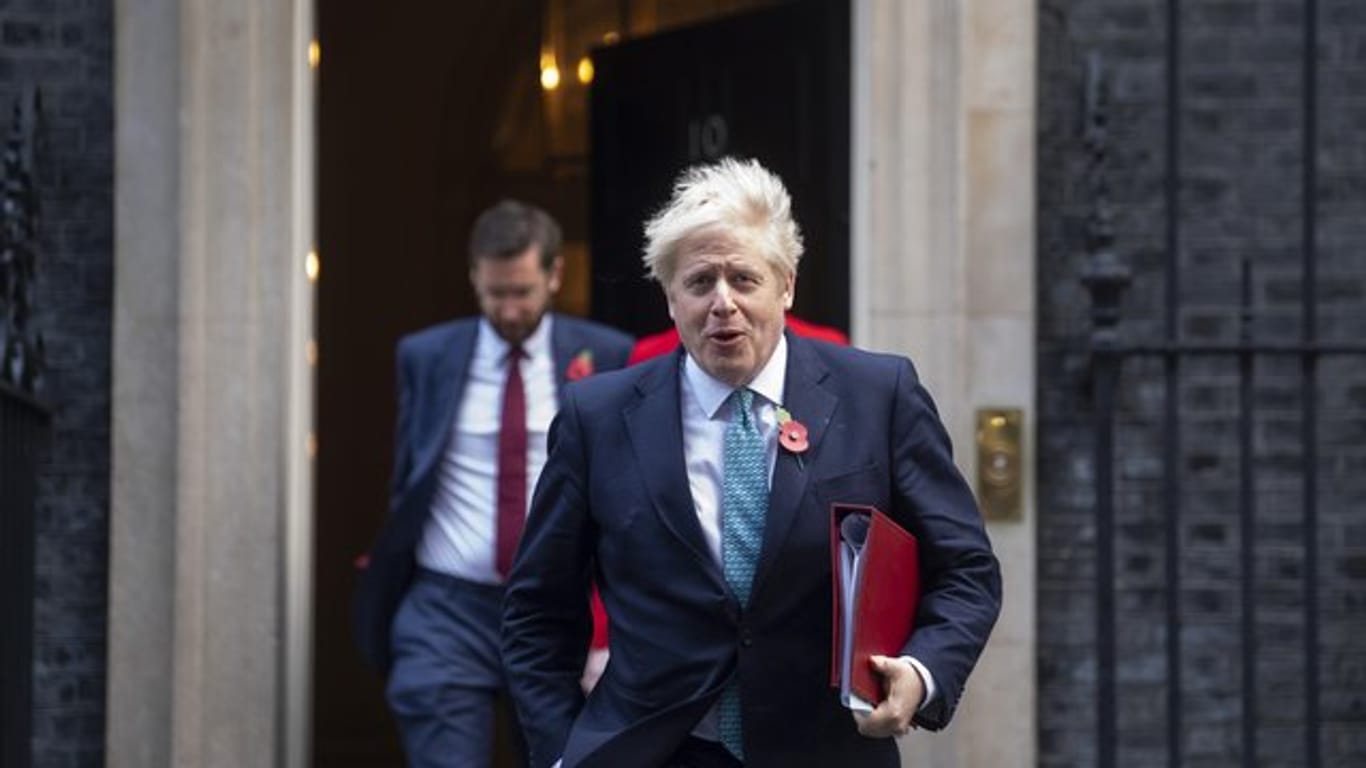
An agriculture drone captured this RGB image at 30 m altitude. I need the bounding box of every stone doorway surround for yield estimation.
[108,0,315,766]
[853,1,1036,765]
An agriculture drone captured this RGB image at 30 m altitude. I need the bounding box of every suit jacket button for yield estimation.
[741,632,753,648]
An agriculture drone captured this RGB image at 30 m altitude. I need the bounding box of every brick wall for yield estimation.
[1038,1,1366,766]
[1,1,115,766]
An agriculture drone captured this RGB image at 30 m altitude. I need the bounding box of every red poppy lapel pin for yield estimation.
[775,406,810,461]
[566,349,594,381]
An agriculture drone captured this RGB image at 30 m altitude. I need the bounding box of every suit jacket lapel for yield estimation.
[623,352,724,584]
[752,333,837,598]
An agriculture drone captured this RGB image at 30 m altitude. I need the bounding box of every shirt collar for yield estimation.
[683,334,788,419]
[478,313,554,360]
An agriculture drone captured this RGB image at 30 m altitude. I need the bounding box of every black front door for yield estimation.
[589,0,851,337]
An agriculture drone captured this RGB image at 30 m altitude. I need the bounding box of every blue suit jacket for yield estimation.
[502,332,1002,768]
[352,314,633,671]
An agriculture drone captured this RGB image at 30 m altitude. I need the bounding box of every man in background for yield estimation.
[354,200,633,767]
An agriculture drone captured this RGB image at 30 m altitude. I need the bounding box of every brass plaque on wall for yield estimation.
[976,408,1023,521]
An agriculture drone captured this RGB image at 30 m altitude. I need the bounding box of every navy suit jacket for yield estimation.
[502,332,1002,768]
[352,313,633,671]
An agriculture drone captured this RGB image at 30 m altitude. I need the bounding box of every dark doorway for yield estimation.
[313,2,847,765]
[590,0,851,336]
[314,3,548,765]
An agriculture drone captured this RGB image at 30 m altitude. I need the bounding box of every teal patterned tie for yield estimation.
[718,387,768,761]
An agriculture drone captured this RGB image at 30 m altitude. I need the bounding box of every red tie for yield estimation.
[496,345,528,577]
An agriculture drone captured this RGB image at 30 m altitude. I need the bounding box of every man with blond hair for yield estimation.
[503,159,1000,768]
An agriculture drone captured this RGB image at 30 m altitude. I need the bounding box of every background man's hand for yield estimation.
[852,655,925,738]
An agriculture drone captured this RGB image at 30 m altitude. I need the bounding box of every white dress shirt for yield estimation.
[416,316,558,584]
[680,337,788,568]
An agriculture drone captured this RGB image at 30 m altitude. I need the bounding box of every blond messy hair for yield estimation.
[642,157,804,285]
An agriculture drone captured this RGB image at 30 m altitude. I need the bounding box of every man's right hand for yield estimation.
[852,655,925,738]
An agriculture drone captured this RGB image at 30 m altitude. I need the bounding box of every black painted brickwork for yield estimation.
[2,0,115,766]
[1039,1,1365,766]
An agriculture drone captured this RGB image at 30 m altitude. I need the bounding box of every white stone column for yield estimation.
[109,0,316,766]
[852,1,1036,766]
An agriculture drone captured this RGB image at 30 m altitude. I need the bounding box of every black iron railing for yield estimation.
[1081,1,1363,763]
[0,90,47,768]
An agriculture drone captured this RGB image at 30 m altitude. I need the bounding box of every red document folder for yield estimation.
[829,503,921,707]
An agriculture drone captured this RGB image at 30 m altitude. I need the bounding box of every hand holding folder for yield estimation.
[830,503,921,711]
